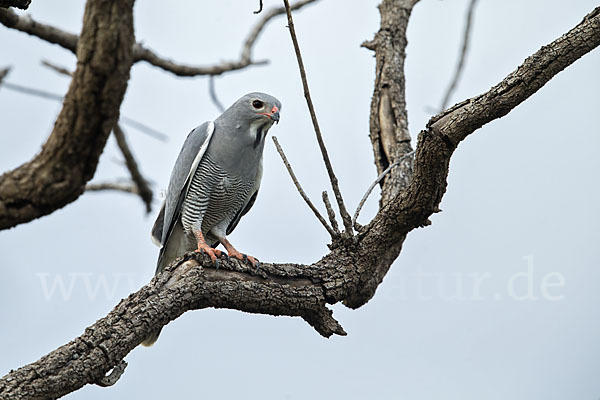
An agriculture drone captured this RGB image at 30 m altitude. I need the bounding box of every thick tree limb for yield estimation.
[0,0,135,230]
[349,0,419,306]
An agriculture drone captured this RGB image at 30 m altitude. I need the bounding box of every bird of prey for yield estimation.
[142,92,280,346]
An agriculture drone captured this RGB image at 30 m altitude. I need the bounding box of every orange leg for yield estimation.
[221,237,259,268]
[193,229,222,264]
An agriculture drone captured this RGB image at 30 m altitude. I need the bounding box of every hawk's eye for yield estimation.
[252,100,264,109]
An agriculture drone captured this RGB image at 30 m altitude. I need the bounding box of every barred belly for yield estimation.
[180,154,253,237]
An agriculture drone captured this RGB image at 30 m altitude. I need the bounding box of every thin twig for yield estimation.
[134,0,318,77]
[353,150,415,228]
[113,124,154,213]
[241,0,317,63]
[86,182,140,195]
[41,59,72,76]
[1,81,63,100]
[0,66,10,87]
[282,0,354,237]
[322,191,340,234]
[272,136,336,238]
[439,0,478,110]
[254,0,264,14]
[0,79,168,141]
[119,116,168,142]
[208,76,225,112]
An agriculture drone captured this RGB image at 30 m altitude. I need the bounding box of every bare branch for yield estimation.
[439,0,478,110]
[0,78,168,141]
[0,1,318,78]
[0,0,136,230]
[272,136,337,238]
[0,7,78,51]
[348,0,419,307]
[353,150,414,228]
[86,182,140,195]
[322,191,340,234]
[0,66,10,83]
[1,80,62,100]
[133,0,318,76]
[112,124,154,213]
[0,252,347,398]
[41,59,72,76]
[378,5,600,252]
[208,75,225,112]
[119,116,168,142]
[132,44,268,77]
[0,0,31,10]
[283,0,354,237]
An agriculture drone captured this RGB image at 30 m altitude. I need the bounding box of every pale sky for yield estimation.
[1,1,599,399]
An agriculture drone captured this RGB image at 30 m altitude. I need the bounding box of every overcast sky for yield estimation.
[1,1,599,399]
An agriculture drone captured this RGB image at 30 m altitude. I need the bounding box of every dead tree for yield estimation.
[0,0,598,398]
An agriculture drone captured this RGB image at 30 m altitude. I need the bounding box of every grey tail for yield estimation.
[141,328,163,347]
[155,219,192,275]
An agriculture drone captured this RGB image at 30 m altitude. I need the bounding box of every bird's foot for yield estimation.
[195,243,222,267]
[227,248,259,270]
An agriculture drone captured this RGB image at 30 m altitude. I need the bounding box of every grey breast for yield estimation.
[180,152,254,240]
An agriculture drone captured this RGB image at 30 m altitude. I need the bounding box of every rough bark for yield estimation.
[1,5,598,399]
[0,0,135,230]
[347,0,418,307]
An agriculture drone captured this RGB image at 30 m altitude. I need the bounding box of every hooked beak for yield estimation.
[270,110,280,123]
[259,105,280,123]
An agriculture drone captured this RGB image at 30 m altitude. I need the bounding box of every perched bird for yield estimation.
[142,92,280,346]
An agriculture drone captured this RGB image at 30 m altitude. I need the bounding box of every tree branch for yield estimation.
[439,0,478,110]
[86,182,140,195]
[348,0,419,307]
[0,7,78,51]
[112,124,154,213]
[0,0,319,78]
[283,0,354,237]
[132,0,318,77]
[41,59,73,76]
[272,136,337,238]
[0,0,135,230]
[372,4,600,270]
